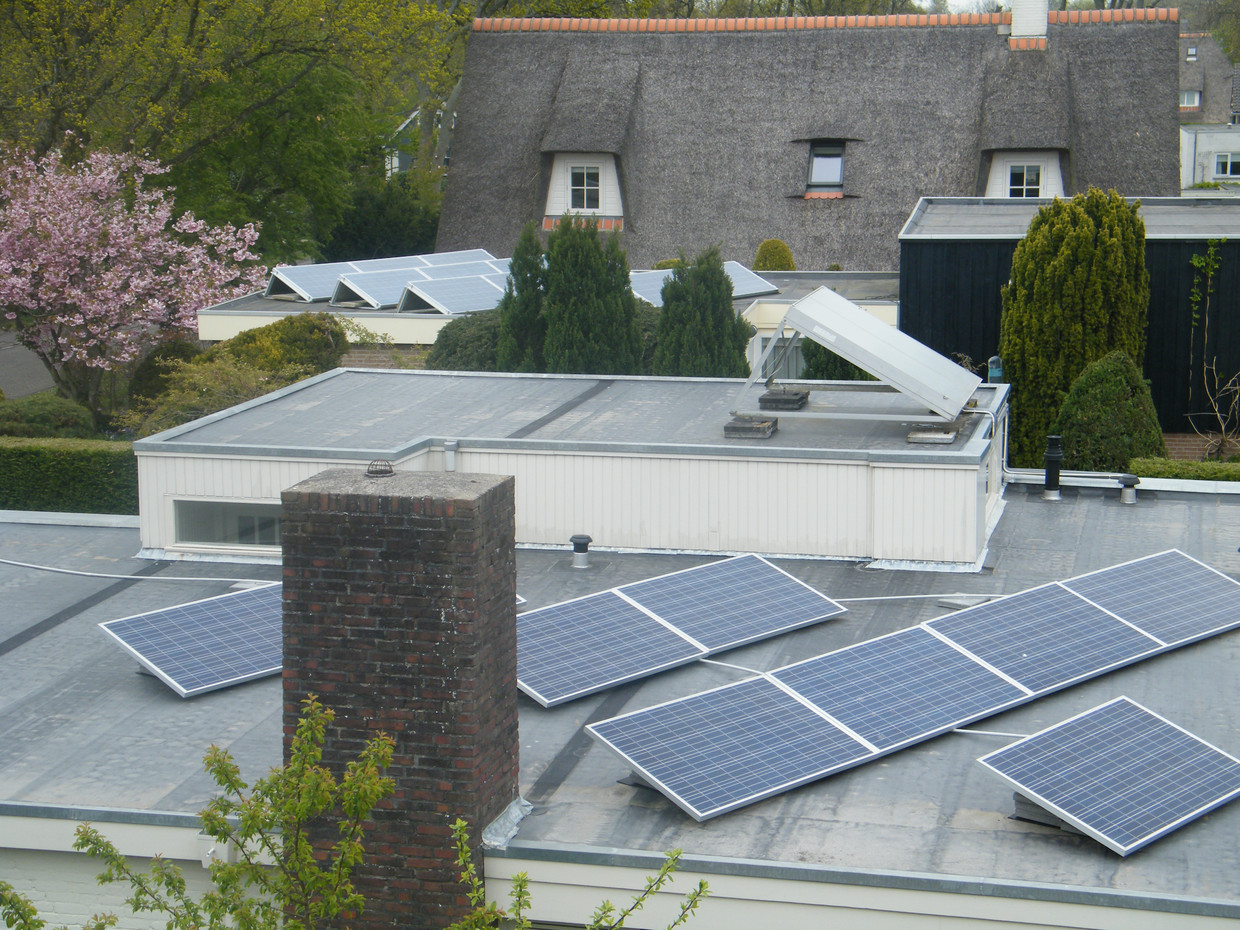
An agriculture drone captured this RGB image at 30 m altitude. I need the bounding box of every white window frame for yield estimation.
[1007,163,1042,197]
[544,153,623,218]
[1181,90,1202,109]
[570,166,601,210]
[1215,153,1240,178]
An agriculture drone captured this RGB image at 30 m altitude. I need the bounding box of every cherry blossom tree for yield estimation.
[0,145,266,425]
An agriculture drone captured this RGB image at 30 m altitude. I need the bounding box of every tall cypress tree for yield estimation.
[998,189,1149,467]
[542,217,640,374]
[652,247,751,377]
[496,222,546,372]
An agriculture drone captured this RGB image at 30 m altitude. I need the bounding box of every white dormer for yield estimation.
[985,151,1065,198]
[545,153,624,226]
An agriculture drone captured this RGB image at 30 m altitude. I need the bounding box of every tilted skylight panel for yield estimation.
[1059,549,1240,646]
[771,627,1026,750]
[516,591,705,707]
[924,583,1163,694]
[99,583,282,698]
[979,697,1240,856]
[617,554,844,652]
[587,676,873,821]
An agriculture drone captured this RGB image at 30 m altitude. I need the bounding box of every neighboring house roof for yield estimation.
[1180,33,1237,124]
[438,10,1181,272]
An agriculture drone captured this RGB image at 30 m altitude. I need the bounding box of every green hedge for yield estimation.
[0,438,138,514]
[1130,457,1240,482]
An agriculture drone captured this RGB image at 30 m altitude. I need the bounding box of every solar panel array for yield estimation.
[267,252,777,315]
[979,697,1240,855]
[517,555,845,707]
[100,584,282,698]
[588,549,1240,821]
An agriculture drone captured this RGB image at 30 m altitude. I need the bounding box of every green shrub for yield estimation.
[634,302,661,375]
[651,258,681,270]
[1052,351,1165,471]
[1130,457,1240,481]
[123,355,308,438]
[753,239,796,271]
[209,312,348,374]
[0,437,138,513]
[425,309,501,371]
[0,394,98,438]
[129,339,205,403]
[652,247,751,378]
[800,338,873,381]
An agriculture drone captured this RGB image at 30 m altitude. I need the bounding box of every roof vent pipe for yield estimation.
[1119,474,1139,504]
[1043,435,1063,501]
[570,534,593,569]
[444,440,458,472]
[1010,0,1049,38]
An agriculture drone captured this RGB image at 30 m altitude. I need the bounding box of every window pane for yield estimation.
[175,500,283,547]
[810,155,843,185]
[570,166,600,210]
[1009,165,1040,197]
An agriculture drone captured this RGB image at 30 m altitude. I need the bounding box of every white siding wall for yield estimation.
[139,445,992,563]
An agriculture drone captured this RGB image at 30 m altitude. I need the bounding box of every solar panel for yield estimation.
[722,261,779,299]
[772,628,1026,749]
[400,277,507,314]
[925,583,1162,693]
[1061,549,1240,646]
[332,269,428,308]
[351,255,430,272]
[618,554,843,651]
[266,264,347,301]
[419,261,500,280]
[517,591,705,707]
[979,697,1240,856]
[630,270,674,307]
[419,249,497,265]
[588,677,871,820]
[99,584,282,698]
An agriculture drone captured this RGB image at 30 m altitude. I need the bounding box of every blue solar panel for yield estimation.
[100,584,282,698]
[266,265,347,301]
[772,628,1026,749]
[979,697,1240,856]
[419,261,499,280]
[630,270,674,307]
[1061,549,1240,646]
[925,583,1162,693]
[517,592,704,707]
[420,249,496,265]
[722,261,779,299]
[401,277,506,314]
[619,555,844,651]
[333,269,426,308]
[588,677,871,820]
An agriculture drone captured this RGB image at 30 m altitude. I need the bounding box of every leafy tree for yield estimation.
[426,309,503,371]
[634,301,662,375]
[0,0,456,260]
[0,696,393,930]
[0,394,97,439]
[998,189,1149,467]
[129,340,205,405]
[496,223,547,372]
[208,313,350,375]
[542,217,641,374]
[0,146,266,428]
[321,167,442,263]
[1052,351,1165,471]
[652,248,751,377]
[752,239,796,271]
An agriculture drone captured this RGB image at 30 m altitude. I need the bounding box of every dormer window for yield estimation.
[1187,45,1198,61]
[808,141,844,192]
[544,153,624,232]
[984,151,1064,199]
[1181,90,1202,110]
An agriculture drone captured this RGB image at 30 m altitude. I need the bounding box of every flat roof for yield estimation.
[133,369,1002,465]
[3,484,1240,915]
[899,196,1240,240]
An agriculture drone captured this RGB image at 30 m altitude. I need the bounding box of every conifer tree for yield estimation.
[652,248,751,377]
[998,189,1149,467]
[542,217,640,374]
[496,222,546,372]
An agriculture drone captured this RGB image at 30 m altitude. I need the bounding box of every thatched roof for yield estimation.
[1179,33,1237,124]
[439,11,1181,271]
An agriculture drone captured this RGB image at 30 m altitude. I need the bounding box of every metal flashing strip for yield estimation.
[588,550,1240,821]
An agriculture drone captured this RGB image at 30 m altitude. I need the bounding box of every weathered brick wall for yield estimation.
[281,469,519,930]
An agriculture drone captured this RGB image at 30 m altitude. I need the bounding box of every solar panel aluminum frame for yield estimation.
[586,549,1240,821]
[978,696,1240,856]
[99,583,282,698]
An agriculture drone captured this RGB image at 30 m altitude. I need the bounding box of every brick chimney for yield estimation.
[281,469,519,930]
